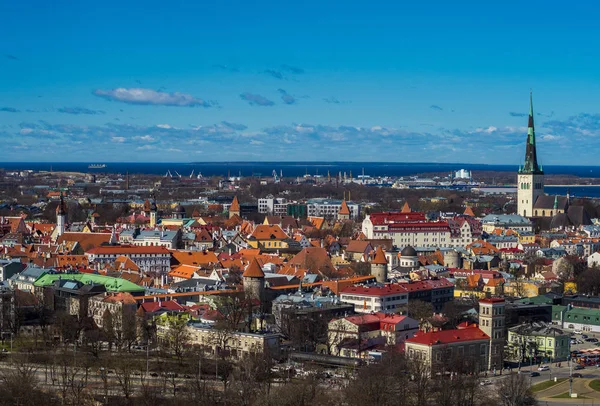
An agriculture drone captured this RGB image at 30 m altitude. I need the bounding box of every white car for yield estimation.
[480,379,492,386]
[574,330,583,334]
[538,365,550,371]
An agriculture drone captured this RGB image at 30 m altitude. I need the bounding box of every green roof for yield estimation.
[516,295,553,305]
[564,307,600,327]
[34,273,145,293]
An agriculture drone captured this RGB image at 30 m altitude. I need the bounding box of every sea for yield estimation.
[2,161,600,197]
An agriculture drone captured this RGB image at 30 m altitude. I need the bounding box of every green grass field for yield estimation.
[531,378,567,392]
[589,379,600,392]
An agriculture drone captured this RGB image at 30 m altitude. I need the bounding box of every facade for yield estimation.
[119,229,180,249]
[478,298,505,370]
[185,323,281,358]
[339,285,408,314]
[507,322,570,362]
[88,292,138,330]
[85,246,171,276]
[258,196,288,215]
[328,313,419,358]
[402,279,455,312]
[517,93,545,218]
[307,198,360,219]
[362,212,481,249]
[480,214,533,234]
[405,324,491,373]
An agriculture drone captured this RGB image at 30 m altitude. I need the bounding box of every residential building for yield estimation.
[401,279,454,312]
[507,322,570,362]
[184,323,281,358]
[85,246,171,276]
[339,284,408,314]
[119,228,181,249]
[307,198,360,219]
[405,324,491,373]
[328,312,419,358]
[480,214,533,234]
[88,292,138,329]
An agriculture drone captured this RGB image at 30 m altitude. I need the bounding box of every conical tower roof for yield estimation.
[230,196,240,212]
[372,246,388,265]
[243,257,265,278]
[520,92,543,174]
[463,206,475,217]
[338,200,350,215]
[401,202,411,213]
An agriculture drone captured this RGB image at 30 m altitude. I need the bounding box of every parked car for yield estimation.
[538,365,550,371]
[573,373,583,378]
[574,330,583,334]
[574,365,585,370]
[582,334,589,339]
[589,338,598,343]
[530,372,540,377]
[571,340,577,345]
[480,379,492,386]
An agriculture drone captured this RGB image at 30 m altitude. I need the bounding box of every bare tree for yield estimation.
[497,373,537,406]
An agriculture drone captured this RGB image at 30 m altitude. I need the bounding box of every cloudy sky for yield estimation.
[2,1,600,164]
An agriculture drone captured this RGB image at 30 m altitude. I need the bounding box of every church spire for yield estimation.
[520,92,543,174]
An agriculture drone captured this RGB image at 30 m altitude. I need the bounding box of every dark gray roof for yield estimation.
[534,195,568,210]
[401,245,417,257]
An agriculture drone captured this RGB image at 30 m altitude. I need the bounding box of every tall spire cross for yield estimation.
[520,91,543,174]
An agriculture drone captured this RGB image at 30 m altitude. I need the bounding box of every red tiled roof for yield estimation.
[229,196,240,212]
[479,297,505,304]
[372,246,388,265]
[243,257,265,278]
[407,327,489,346]
[338,200,350,216]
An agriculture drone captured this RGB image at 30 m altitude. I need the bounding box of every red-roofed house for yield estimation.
[406,297,505,373]
[328,312,419,358]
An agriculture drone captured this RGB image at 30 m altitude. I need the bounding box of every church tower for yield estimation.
[56,193,67,237]
[517,92,544,217]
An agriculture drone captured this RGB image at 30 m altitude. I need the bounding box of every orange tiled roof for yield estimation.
[230,196,240,212]
[57,232,112,252]
[170,250,219,267]
[243,258,265,278]
[372,246,388,265]
[401,202,411,213]
[338,200,350,215]
[250,224,288,240]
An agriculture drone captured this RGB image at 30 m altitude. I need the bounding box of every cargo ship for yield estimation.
[88,164,106,169]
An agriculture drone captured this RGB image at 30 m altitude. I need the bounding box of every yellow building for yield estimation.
[246,224,290,250]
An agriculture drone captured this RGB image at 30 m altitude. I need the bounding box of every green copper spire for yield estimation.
[553,195,558,210]
[519,91,543,174]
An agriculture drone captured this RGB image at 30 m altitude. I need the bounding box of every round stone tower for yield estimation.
[371,246,388,283]
[243,257,265,302]
[444,249,461,269]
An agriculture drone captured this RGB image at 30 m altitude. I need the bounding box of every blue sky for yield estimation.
[2,1,600,163]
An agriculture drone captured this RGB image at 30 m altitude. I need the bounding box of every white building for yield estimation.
[307,198,360,219]
[339,285,408,314]
[362,213,481,249]
[258,196,289,215]
[119,229,180,249]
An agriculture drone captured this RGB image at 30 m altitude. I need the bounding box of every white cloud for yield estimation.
[250,140,264,145]
[541,134,562,141]
[93,88,216,107]
[136,145,156,150]
[134,135,155,142]
[111,136,126,143]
